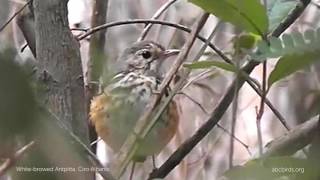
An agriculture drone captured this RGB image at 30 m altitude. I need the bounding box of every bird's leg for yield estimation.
[129,162,136,180]
[152,155,156,169]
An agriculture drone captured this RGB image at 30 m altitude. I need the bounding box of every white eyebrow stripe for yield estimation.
[112,72,126,80]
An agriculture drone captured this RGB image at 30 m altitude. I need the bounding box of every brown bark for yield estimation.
[33,0,89,144]
[262,117,319,158]
[32,1,91,179]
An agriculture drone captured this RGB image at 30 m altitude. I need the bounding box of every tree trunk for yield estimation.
[33,0,89,144]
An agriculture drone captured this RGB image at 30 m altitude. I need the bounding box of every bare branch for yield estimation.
[137,0,178,41]
[0,0,31,32]
[262,116,319,158]
[244,75,290,130]
[0,141,35,177]
[217,124,252,156]
[256,61,268,156]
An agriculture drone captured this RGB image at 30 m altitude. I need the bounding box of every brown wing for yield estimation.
[158,100,179,147]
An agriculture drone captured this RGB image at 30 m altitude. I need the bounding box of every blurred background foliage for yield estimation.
[0,47,35,159]
[0,46,91,180]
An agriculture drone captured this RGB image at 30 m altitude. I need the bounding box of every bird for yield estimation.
[89,41,180,163]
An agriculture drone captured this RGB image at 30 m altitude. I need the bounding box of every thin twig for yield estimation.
[138,0,178,41]
[216,124,252,156]
[182,69,215,90]
[256,62,267,156]
[78,19,189,40]
[70,28,88,32]
[149,1,310,178]
[178,21,222,91]
[0,141,35,177]
[90,137,102,146]
[77,19,233,64]
[20,43,28,53]
[177,92,210,115]
[257,62,267,120]
[177,92,251,156]
[244,76,290,130]
[0,0,31,32]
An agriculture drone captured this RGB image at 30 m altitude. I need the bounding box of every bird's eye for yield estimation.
[141,50,152,59]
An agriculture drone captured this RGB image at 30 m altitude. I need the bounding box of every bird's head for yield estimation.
[117,41,179,76]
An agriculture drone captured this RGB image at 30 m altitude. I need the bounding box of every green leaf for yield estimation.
[268,51,320,87]
[189,0,268,35]
[184,61,236,72]
[233,33,261,55]
[267,0,298,32]
[253,28,320,61]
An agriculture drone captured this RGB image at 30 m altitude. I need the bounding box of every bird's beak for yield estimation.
[163,49,180,59]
